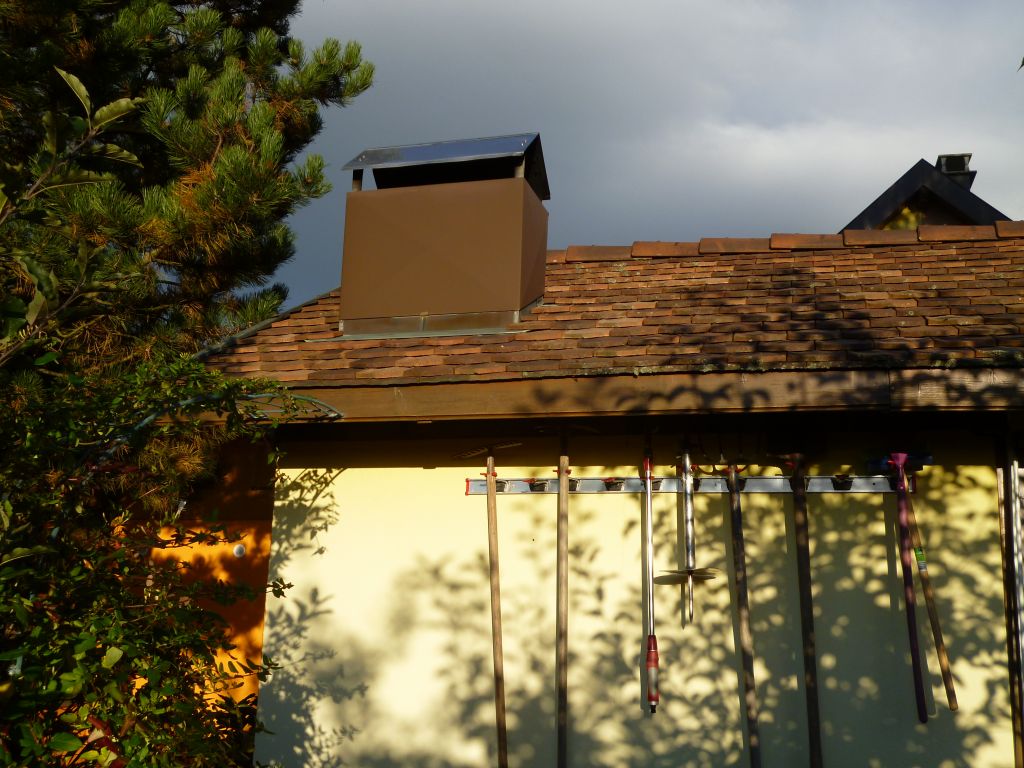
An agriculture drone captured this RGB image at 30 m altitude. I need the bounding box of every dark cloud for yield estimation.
[277,0,1024,305]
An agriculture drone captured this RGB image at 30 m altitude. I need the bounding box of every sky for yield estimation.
[277,0,1024,307]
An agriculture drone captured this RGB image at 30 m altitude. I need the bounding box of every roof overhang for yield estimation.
[279,367,1024,423]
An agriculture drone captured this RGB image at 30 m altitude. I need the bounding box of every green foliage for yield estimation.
[0,2,371,764]
[0,353,287,764]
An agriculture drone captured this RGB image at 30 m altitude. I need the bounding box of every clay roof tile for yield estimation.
[204,224,1024,388]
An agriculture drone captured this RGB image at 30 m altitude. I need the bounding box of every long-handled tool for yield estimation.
[484,453,509,768]
[642,453,660,714]
[890,452,928,723]
[781,453,824,768]
[997,458,1024,768]
[556,446,570,766]
[655,448,719,623]
[725,463,762,768]
[903,478,958,712]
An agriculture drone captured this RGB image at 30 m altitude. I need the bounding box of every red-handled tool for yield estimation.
[646,634,660,714]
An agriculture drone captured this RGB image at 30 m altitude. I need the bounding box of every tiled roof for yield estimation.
[206,223,1024,388]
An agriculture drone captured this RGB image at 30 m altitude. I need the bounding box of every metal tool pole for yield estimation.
[657,448,719,620]
[682,450,697,623]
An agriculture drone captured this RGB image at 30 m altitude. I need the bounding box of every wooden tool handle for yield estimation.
[904,490,958,711]
[892,453,928,723]
[726,464,762,768]
[485,455,509,768]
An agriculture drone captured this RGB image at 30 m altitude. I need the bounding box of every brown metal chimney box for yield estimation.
[339,134,550,334]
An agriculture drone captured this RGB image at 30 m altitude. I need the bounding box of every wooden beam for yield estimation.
[786,455,823,768]
[889,369,1024,410]
[892,454,928,723]
[485,454,509,768]
[726,464,762,768]
[291,369,891,422]
[904,490,958,711]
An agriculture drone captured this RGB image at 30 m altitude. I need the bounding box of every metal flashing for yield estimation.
[342,133,536,170]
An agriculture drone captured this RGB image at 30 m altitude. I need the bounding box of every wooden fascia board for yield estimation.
[888,368,1024,410]
[287,368,1024,422]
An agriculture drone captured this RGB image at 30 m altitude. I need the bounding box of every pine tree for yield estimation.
[0,2,372,764]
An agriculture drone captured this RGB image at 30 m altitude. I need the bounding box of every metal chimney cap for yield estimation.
[343,133,550,200]
[343,133,537,170]
[936,153,972,174]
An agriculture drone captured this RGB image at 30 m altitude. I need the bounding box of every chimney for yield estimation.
[339,133,550,336]
[936,153,975,190]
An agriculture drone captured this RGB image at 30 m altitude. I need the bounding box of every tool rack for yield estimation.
[466,475,898,495]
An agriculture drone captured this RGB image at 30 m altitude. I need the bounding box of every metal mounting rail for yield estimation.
[465,476,896,495]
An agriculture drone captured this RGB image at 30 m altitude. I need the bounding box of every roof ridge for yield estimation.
[555,221,1024,262]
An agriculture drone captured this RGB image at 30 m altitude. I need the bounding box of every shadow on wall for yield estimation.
[256,466,488,768]
[394,462,1009,767]
[252,447,1013,767]
[256,468,369,768]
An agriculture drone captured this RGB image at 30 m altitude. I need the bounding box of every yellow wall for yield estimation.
[254,432,1016,767]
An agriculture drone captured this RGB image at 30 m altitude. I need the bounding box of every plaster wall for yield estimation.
[152,439,274,701]
[255,432,1016,767]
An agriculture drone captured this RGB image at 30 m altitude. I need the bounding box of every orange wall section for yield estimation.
[152,439,275,701]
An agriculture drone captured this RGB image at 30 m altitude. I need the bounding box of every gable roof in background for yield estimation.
[843,154,1009,231]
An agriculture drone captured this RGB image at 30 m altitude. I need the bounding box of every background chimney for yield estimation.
[936,153,975,189]
[339,134,550,336]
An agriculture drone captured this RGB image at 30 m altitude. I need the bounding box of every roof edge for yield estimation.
[261,367,1024,422]
[196,289,339,362]
[557,222,1024,262]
